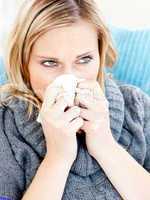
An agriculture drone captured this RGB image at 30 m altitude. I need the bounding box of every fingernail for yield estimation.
[75,107,80,112]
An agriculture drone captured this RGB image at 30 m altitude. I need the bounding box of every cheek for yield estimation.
[84,60,99,80]
[28,63,55,101]
[30,74,48,101]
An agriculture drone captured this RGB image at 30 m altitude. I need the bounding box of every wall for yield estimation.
[0,0,150,56]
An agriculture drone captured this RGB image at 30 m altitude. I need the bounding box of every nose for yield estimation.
[63,65,73,74]
[62,65,82,79]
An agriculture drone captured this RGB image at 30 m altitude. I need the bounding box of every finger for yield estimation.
[56,91,75,107]
[43,85,62,108]
[37,86,62,122]
[75,87,109,109]
[75,88,101,101]
[81,120,100,133]
[39,95,69,123]
[77,80,105,99]
[79,107,90,121]
[80,120,89,132]
[75,88,92,96]
[77,80,95,89]
[79,108,97,121]
[75,93,93,110]
[63,106,81,122]
[53,95,69,114]
[68,117,84,133]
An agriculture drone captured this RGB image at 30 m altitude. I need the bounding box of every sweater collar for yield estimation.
[7,75,125,177]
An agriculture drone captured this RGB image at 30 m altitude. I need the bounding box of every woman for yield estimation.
[0,0,150,200]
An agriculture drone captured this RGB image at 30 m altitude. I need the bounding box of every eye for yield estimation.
[40,55,93,68]
[77,55,93,64]
[40,60,58,67]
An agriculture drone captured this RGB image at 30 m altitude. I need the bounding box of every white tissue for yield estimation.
[37,74,85,123]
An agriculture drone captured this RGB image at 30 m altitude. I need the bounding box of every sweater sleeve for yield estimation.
[143,92,150,172]
[0,105,25,200]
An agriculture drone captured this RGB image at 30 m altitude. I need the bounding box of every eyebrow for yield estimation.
[35,51,94,60]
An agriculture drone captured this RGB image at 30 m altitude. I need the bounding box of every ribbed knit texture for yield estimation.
[0,197,11,200]
[106,26,150,95]
[0,74,150,200]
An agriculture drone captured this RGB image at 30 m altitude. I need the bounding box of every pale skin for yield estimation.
[22,19,150,200]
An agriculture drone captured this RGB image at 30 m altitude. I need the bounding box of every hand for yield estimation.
[75,80,115,160]
[39,84,84,164]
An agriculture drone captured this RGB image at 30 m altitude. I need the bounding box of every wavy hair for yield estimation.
[0,0,117,119]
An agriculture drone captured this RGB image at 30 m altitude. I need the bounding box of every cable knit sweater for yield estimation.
[0,75,150,200]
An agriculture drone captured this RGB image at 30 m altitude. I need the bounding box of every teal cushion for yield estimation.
[0,57,7,85]
[106,26,150,95]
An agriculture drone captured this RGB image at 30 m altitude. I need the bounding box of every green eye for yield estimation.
[41,60,57,67]
[78,56,93,64]
[40,55,93,68]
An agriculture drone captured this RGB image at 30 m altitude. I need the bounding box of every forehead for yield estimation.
[32,19,98,54]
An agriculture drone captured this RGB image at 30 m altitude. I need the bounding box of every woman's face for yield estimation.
[28,19,100,101]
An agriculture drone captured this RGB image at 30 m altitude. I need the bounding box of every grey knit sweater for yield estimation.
[0,76,150,200]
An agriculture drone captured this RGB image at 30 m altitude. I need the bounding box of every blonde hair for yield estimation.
[0,0,117,119]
